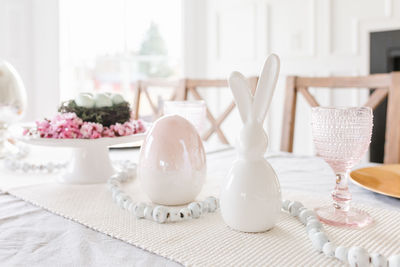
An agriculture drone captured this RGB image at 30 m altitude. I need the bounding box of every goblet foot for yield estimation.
[315,205,373,228]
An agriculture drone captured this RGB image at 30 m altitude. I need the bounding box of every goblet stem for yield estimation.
[331,171,352,212]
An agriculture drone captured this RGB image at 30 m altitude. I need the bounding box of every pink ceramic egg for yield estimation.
[138,115,206,205]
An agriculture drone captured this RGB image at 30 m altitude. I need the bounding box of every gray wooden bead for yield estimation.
[335,246,349,263]
[310,232,329,252]
[282,199,291,211]
[133,202,147,218]
[188,202,202,218]
[348,247,370,267]
[153,206,168,223]
[323,242,336,258]
[205,196,218,212]
[144,206,153,220]
[288,201,304,216]
[371,253,387,267]
[299,209,316,225]
[179,207,192,220]
[388,255,400,267]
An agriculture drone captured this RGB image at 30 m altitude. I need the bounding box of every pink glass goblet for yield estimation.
[311,107,373,228]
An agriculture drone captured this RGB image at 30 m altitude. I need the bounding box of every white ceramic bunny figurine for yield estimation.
[220,54,282,233]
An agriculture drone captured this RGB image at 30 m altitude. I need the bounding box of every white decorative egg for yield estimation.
[112,93,125,105]
[75,93,95,108]
[94,93,112,108]
[138,115,206,206]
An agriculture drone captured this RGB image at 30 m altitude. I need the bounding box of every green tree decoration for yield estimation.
[138,22,173,78]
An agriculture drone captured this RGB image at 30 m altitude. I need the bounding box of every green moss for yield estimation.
[58,100,131,127]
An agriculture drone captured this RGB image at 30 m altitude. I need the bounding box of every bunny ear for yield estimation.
[228,71,253,123]
[252,54,280,123]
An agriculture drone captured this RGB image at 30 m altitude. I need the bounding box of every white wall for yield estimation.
[0,0,59,121]
[202,0,400,154]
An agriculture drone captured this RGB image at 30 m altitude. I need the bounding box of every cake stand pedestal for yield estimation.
[20,134,146,184]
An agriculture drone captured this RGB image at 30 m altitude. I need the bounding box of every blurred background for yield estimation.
[1,0,399,156]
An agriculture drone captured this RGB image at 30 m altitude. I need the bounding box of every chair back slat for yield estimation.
[133,76,258,144]
[296,74,391,88]
[281,72,400,164]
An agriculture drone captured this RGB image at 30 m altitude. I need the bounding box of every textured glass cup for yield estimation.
[311,107,373,228]
[163,101,206,134]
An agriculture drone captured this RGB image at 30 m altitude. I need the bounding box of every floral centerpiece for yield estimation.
[24,92,145,139]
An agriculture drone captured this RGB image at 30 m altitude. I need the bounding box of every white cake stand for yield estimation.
[20,134,146,184]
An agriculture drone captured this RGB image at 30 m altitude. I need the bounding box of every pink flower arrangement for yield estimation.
[24,112,146,139]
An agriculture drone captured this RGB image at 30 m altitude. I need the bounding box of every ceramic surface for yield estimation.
[138,115,206,206]
[20,133,146,184]
[0,60,27,158]
[220,54,282,232]
[350,165,400,199]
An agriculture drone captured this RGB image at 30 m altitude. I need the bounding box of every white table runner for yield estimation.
[1,148,399,266]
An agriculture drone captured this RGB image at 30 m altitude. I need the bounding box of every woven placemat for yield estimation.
[3,177,399,267]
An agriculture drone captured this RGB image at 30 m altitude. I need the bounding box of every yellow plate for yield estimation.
[350,165,400,199]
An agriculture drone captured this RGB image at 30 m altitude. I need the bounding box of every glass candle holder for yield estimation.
[311,107,373,228]
[163,101,206,134]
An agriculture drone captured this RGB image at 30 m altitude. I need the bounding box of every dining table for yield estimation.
[0,144,399,266]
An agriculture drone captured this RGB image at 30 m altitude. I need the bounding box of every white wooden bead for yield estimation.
[306,215,318,223]
[118,171,130,182]
[153,206,168,223]
[108,178,120,187]
[388,255,400,267]
[199,202,208,213]
[205,196,218,212]
[371,253,387,267]
[348,247,370,267]
[116,193,130,206]
[123,197,132,209]
[307,228,321,239]
[144,206,153,220]
[299,209,316,225]
[289,201,304,216]
[322,242,336,257]
[47,162,55,172]
[310,232,329,252]
[298,207,307,215]
[127,202,135,213]
[188,202,202,218]
[107,184,118,192]
[133,202,147,218]
[110,174,121,181]
[169,210,181,222]
[180,208,192,220]
[335,246,349,263]
[282,199,291,211]
[306,219,323,233]
[111,189,122,200]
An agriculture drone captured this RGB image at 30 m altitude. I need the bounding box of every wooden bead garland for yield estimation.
[4,153,400,266]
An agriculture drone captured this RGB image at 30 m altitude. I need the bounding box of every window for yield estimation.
[59,0,182,102]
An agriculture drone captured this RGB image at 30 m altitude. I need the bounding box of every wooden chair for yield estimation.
[184,77,258,144]
[133,77,259,144]
[281,72,400,164]
[132,79,186,120]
